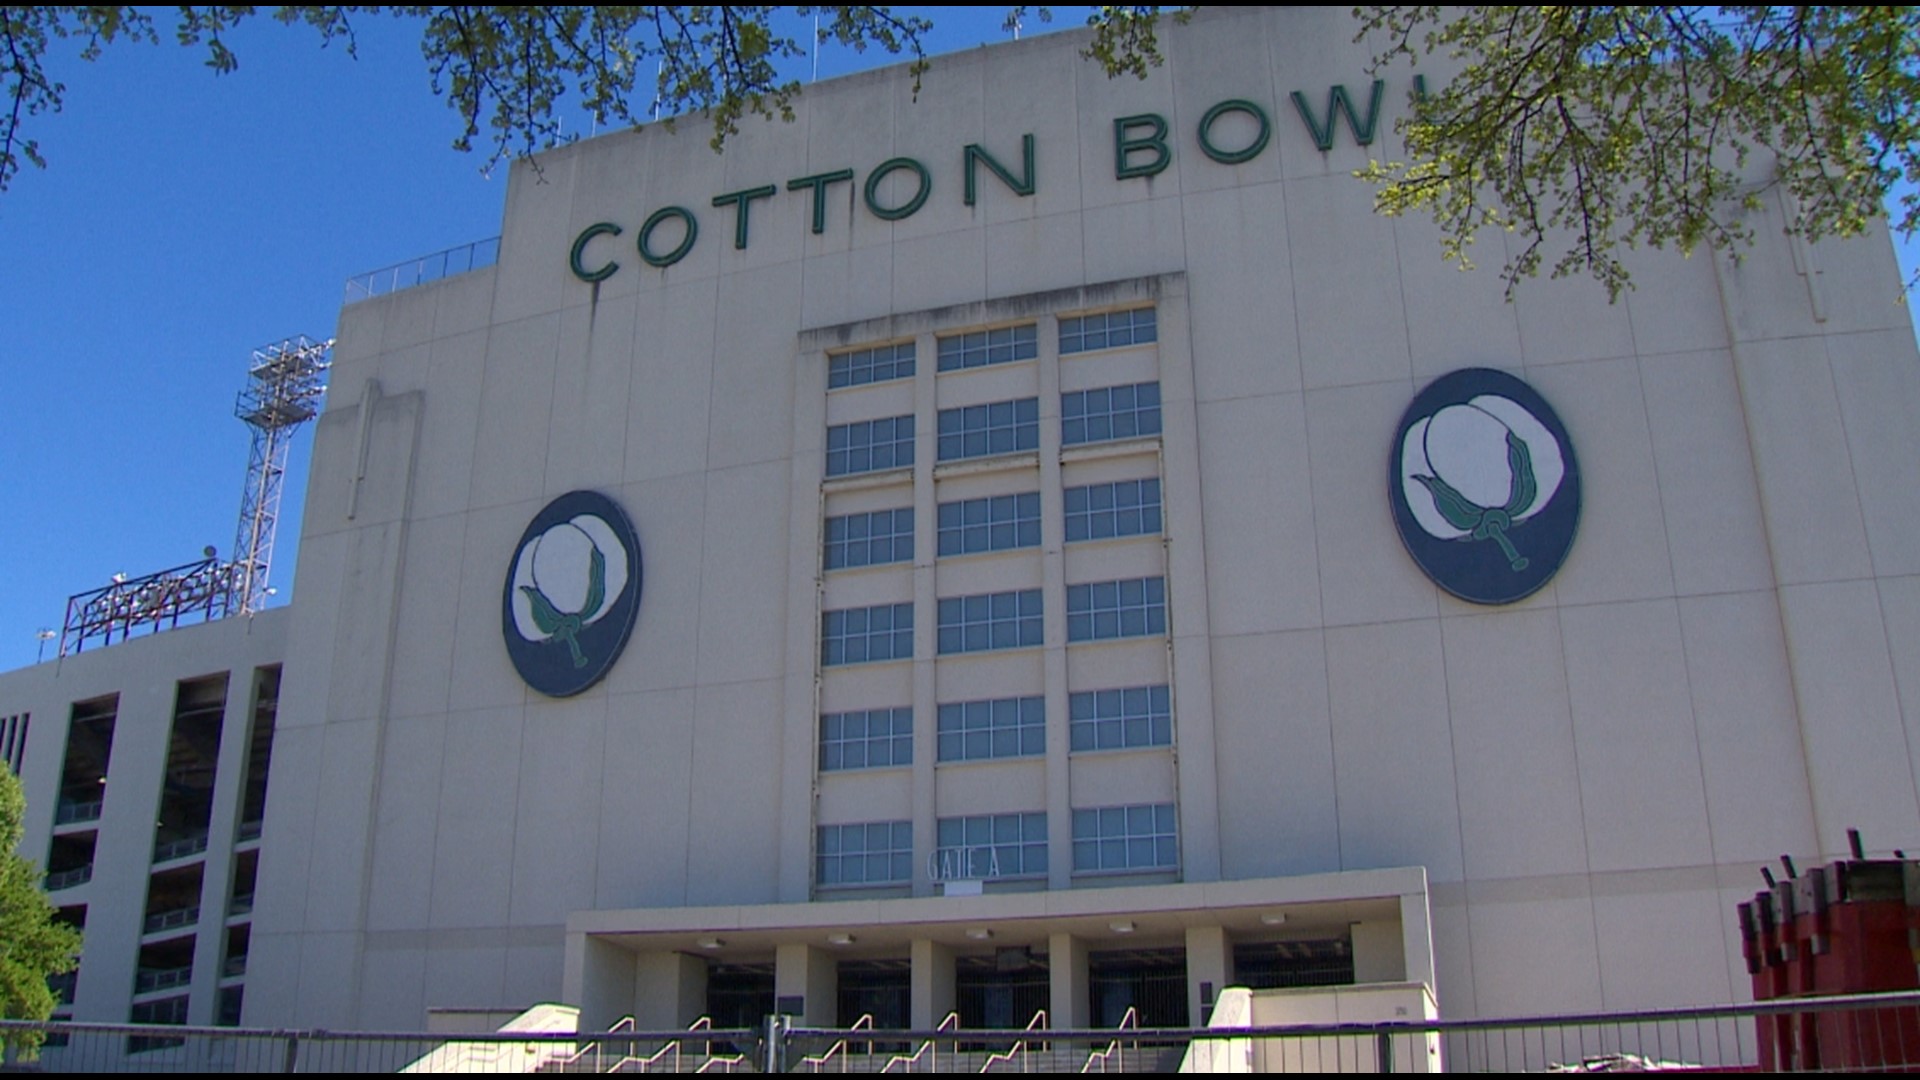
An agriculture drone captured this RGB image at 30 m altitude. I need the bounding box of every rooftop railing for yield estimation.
[343,237,500,305]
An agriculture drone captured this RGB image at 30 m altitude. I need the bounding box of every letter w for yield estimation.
[1289,81,1386,151]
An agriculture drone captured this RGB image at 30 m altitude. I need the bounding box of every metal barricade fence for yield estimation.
[7,990,1920,1072]
[0,1021,761,1074]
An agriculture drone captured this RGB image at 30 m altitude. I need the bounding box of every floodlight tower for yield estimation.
[230,335,331,614]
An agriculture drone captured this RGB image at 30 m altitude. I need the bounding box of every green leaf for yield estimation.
[1354,6,1920,299]
[1413,473,1487,532]
[0,765,81,1058]
[1502,430,1537,517]
[521,584,562,635]
[583,542,606,619]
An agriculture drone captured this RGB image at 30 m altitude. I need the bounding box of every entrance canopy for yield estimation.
[562,867,1433,1033]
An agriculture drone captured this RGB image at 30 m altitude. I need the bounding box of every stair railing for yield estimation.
[800,1013,875,1072]
[556,1015,635,1073]
[606,1016,742,1074]
[880,1012,960,1073]
[687,1017,749,1073]
[1080,1006,1139,1073]
[979,1010,1048,1073]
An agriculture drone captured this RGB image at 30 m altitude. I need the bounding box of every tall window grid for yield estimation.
[1070,685,1172,752]
[1073,803,1178,872]
[1064,479,1162,543]
[1059,307,1157,355]
[817,821,913,887]
[1062,382,1161,447]
[821,602,914,666]
[829,341,916,388]
[825,508,914,571]
[937,324,1038,371]
[938,696,1045,762]
[937,589,1043,655]
[1066,577,1167,642]
[938,492,1041,556]
[935,813,1048,879]
[826,415,915,478]
[820,707,913,772]
[937,398,1039,462]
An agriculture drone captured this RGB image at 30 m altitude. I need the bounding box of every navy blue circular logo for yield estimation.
[1390,368,1581,605]
[502,491,643,696]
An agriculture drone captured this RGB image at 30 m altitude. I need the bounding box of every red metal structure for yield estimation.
[1739,840,1920,1070]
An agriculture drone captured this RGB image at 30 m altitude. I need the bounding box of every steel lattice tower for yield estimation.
[230,335,331,614]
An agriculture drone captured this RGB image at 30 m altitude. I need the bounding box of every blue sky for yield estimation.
[1,9,1916,672]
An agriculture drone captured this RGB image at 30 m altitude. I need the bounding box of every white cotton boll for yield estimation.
[1402,417,1465,540]
[530,523,596,614]
[1422,403,1515,509]
[1468,395,1564,520]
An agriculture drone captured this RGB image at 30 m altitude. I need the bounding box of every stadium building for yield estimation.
[8,5,1920,1051]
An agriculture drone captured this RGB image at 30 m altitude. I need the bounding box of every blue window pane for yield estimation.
[936,694,1044,762]
[827,415,915,477]
[1065,576,1166,642]
[823,603,915,666]
[938,588,1042,655]
[937,324,1038,371]
[1060,382,1161,448]
[817,819,912,887]
[936,397,1040,462]
[936,812,1047,881]
[1069,684,1171,753]
[830,341,917,388]
[1068,801,1177,872]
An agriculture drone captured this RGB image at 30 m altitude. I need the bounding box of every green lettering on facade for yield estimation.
[1289,81,1386,151]
[637,206,699,268]
[569,222,623,283]
[1196,99,1271,165]
[711,185,778,250]
[863,158,932,221]
[964,134,1036,206]
[567,83,1435,277]
[1113,114,1171,180]
[787,169,856,234]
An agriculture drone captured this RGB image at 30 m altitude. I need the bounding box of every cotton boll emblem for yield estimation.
[1401,395,1567,570]
[1389,370,1581,605]
[510,516,629,667]
[502,491,645,696]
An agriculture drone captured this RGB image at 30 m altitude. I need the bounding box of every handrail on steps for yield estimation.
[979,1010,1049,1073]
[801,1013,875,1072]
[686,1017,749,1073]
[1081,1007,1140,1073]
[880,1012,960,1073]
[560,1015,636,1072]
[603,1016,731,1074]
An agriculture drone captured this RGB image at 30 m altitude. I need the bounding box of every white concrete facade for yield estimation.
[10,5,1920,1038]
[0,609,287,1033]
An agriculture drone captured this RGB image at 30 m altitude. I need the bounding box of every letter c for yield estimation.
[569,222,622,283]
